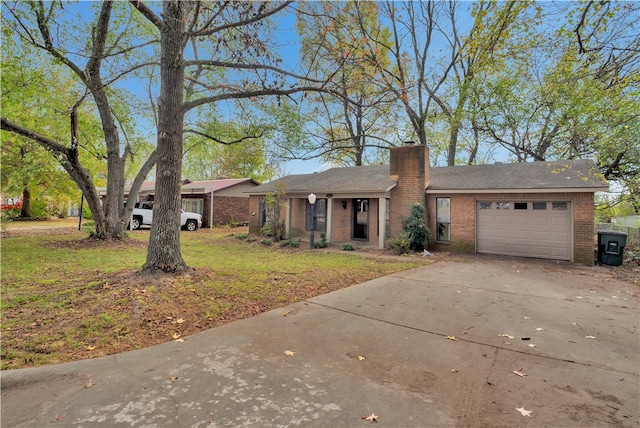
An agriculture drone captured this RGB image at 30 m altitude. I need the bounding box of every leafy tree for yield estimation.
[1,1,157,238]
[296,1,396,166]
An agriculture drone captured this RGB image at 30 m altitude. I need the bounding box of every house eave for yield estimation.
[426,187,609,194]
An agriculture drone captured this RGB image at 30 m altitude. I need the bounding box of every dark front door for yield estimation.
[353,198,369,240]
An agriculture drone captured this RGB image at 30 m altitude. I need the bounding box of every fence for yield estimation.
[597,223,640,247]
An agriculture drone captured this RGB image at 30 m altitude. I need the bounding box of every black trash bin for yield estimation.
[597,231,627,266]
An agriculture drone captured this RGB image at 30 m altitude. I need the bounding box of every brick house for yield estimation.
[108,178,260,228]
[248,144,608,265]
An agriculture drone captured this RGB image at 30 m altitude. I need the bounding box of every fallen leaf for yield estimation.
[535,328,544,331]
[176,318,185,324]
[172,333,181,339]
[86,345,96,351]
[358,355,366,361]
[512,369,528,377]
[450,369,458,373]
[284,350,295,356]
[447,336,458,341]
[85,378,95,388]
[523,316,530,319]
[498,334,514,339]
[585,335,596,339]
[170,375,179,382]
[282,309,292,316]
[516,407,532,417]
[362,412,378,423]
[528,344,536,348]
[50,413,65,422]
[174,338,185,343]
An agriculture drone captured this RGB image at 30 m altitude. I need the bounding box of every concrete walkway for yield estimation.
[2,255,638,427]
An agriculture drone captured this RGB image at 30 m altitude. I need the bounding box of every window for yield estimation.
[306,198,327,232]
[182,198,203,215]
[479,202,492,209]
[552,202,568,210]
[514,202,528,210]
[436,197,450,241]
[496,202,510,210]
[533,202,547,210]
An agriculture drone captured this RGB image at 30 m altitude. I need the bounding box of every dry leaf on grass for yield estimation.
[362,412,378,422]
[516,407,532,417]
[175,318,185,324]
[284,350,295,356]
[172,333,181,339]
[86,346,96,351]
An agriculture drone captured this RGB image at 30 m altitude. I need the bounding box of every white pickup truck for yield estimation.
[129,202,202,231]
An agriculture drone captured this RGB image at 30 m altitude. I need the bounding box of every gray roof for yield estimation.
[428,159,608,192]
[248,165,396,195]
[248,159,608,195]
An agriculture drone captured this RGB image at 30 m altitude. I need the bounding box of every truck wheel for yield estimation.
[185,219,197,231]
[130,216,142,230]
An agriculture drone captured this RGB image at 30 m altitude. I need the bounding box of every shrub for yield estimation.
[401,203,431,252]
[388,232,412,255]
[341,243,355,251]
[281,239,301,248]
[260,239,272,246]
[314,233,329,248]
[235,233,250,241]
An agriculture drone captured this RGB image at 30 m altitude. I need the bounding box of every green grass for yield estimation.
[1,229,429,369]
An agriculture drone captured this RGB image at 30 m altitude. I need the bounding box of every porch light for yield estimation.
[308,193,316,249]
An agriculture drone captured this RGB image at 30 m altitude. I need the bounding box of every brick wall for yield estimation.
[388,144,429,237]
[426,192,597,265]
[212,196,250,226]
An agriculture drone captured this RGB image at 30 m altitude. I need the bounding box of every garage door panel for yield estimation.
[477,201,571,261]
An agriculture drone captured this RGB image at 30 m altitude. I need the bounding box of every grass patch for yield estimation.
[1,228,429,369]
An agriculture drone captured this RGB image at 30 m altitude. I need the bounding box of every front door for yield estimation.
[353,198,369,240]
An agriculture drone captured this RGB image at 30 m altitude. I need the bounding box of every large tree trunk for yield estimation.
[20,188,31,218]
[143,0,189,273]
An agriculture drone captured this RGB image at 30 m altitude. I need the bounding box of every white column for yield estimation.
[326,198,333,243]
[378,197,386,249]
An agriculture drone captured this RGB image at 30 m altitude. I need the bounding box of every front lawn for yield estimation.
[1,228,429,369]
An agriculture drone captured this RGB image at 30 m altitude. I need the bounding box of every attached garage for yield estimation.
[476,201,572,260]
[426,159,609,265]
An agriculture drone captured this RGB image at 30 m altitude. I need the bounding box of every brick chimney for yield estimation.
[388,143,430,236]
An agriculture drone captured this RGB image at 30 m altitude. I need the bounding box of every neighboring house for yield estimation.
[101,178,260,228]
[248,144,609,265]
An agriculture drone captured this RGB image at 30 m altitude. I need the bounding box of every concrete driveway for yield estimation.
[2,254,638,427]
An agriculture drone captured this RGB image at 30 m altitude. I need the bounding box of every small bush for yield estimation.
[235,233,250,241]
[260,239,273,246]
[314,232,329,248]
[341,243,355,251]
[388,232,412,255]
[245,236,257,242]
[281,239,301,248]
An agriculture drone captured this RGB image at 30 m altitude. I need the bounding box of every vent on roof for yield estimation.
[403,141,416,145]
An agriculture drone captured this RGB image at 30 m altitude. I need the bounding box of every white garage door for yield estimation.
[477,201,571,261]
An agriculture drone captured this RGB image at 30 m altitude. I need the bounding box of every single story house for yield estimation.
[102,178,260,228]
[248,144,608,265]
